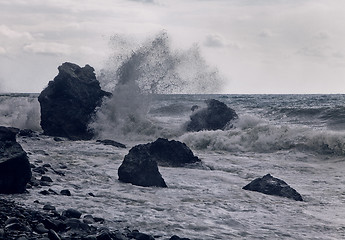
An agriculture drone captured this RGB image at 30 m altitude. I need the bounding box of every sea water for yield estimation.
[1,93,345,240]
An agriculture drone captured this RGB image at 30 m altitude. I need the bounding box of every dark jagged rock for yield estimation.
[186,99,238,132]
[0,126,31,194]
[118,138,200,187]
[118,144,167,188]
[124,138,200,168]
[96,139,126,148]
[242,174,303,201]
[38,62,111,140]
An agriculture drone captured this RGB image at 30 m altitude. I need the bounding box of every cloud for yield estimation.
[23,42,71,55]
[0,47,6,55]
[314,32,330,40]
[128,0,155,3]
[0,25,33,40]
[204,34,239,49]
[259,29,274,38]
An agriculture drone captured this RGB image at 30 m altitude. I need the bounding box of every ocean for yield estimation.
[1,93,345,239]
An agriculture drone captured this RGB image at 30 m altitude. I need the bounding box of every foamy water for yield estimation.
[2,93,345,239]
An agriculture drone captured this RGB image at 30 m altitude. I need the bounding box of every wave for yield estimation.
[0,94,41,131]
[179,114,345,156]
[91,32,225,139]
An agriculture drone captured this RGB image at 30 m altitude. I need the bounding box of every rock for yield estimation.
[53,137,64,142]
[186,99,238,132]
[118,143,167,187]
[41,176,53,182]
[0,126,32,194]
[83,215,95,224]
[43,204,56,211]
[48,229,61,240]
[0,228,4,239]
[35,223,49,234]
[62,208,82,219]
[18,129,37,137]
[127,230,155,240]
[122,138,200,168]
[60,189,71,196]
[145,138,200,167]
[38,62,111,140]
[169,236,191,240]
[96,139,126,148]
[242,174,303,201]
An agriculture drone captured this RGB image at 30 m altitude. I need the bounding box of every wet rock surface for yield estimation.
[38,62,111,140]
[0,126,32,194]
[0,198,190,240]
[118,144,167,187]
[124,138,200,168]
[243,174,303,201]
[186,99,238,132]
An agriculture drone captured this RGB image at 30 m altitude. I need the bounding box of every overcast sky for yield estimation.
[1,0,345,93]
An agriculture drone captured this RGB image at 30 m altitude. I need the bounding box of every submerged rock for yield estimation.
[0,126,32,194]
[242,174,303,201]
[186,99,238,132]
[96,139,126,148]
[38,62,110,140]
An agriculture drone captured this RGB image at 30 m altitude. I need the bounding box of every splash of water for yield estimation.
[91,31,224,139]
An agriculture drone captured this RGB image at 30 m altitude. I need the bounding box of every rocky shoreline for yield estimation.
[0,197,190,240]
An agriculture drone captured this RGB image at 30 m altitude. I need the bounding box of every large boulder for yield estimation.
[118,144,167,187]
[38,62,110,140]
[118,138,200,187]
[0,126,31,194]
[242,174,303,201]
[186,99,238,132]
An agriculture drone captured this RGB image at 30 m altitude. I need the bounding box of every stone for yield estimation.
[242,174,303,201]
[118,143,167,187]
[120,138,200,168]
[0,126,32,194]
[60,189,71,196]
[38,62,111,140]
[169,236,191,240]
[62,208,82,219]
[127,230,155,240]
[186,99,238,132]
[43,204,56,211]
[96,139,126,148]
[35,223,49,234]
[41,176,53,182]
[48,229,61,240]
[141,138,200,167]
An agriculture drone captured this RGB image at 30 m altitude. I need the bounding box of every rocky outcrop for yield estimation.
[118,138,200,187]
[0,126,31,194]
[118,144,167,187]
[242,174,303,201]
[38,62,110,140]
[186,99,238,132]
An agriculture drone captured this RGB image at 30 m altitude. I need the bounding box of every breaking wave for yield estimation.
[91,32,224,139]
[0,93,41,131]
[180,114,345,156]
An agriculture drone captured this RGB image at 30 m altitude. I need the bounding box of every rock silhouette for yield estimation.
[38,62,110,140]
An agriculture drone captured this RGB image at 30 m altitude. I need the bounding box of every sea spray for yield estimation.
[91,32,225,139]
[179,114,345,155]
[0,94,41,131]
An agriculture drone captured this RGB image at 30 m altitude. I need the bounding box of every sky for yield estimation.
[0,0,345,94]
